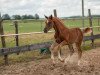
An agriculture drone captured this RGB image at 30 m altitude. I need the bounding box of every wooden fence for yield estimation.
[0,9,100,65]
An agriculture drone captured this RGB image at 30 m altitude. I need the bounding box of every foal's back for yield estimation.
[67,28,83,44]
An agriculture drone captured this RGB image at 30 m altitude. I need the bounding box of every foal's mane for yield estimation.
[53,17,65,27]
[52,17,68,33]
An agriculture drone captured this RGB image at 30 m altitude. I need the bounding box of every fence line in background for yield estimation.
[0,26,99,37]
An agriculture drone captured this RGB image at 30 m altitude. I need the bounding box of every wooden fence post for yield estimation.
[88,9,94,47]
[0,20,8,65]
[53,9,57,17]
[98,18,100,31]
[40,21,43,32]
[14,21,19,55]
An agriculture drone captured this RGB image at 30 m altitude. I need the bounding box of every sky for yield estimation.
[0,0,100,18]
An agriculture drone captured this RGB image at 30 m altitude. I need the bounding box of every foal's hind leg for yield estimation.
[58,50,64,62]
[64,44,74,63]
[75,42,82,66]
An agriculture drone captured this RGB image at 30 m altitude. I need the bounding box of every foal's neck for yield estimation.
[53,18,69,34]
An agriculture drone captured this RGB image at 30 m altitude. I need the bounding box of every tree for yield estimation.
[12,15,21,20]
[21,15,28,19]
[27,15,35,19]
[34,14,39,20]
[21,14,35,19]
[2,14,11,20]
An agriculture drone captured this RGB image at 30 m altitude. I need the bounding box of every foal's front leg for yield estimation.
[50,42,58,64]
[55,41,67,62]
[58,50,64,62]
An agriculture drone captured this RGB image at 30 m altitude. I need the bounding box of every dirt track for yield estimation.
[0,47,100,75]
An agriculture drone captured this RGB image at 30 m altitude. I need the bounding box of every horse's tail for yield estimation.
[83,27,92,34]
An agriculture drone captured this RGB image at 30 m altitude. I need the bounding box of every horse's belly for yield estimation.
[68,33,78,43]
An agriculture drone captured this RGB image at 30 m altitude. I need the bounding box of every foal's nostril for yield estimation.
[43,28,47,33]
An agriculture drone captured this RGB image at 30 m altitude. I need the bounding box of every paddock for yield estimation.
[0,47,100,75]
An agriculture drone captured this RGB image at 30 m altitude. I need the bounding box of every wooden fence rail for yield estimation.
[0,34,100,56]
[0,26,99,37]
[0,34,100,64]
[0,42,52,55]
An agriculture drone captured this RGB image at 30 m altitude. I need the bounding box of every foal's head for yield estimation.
[44,15,54,33]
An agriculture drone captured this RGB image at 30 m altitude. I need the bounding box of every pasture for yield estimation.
[1,18,99,48]
[3,18,100,34]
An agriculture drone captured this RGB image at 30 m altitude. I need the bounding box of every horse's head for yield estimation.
[44,15,54,33]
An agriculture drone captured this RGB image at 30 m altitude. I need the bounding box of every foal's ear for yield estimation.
[49,15,53,20]
[44,15,48,19]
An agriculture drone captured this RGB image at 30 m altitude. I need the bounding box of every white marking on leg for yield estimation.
[51,52,55,64]
[58,51,63,61]
[78,60,81,66]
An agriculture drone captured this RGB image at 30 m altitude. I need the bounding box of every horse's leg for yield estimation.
[75,42,82,66]
[64,44,74,63]
[54,41,67,62]
[51,51,55,64]
[50,42,58,64]
[58,50,64,62]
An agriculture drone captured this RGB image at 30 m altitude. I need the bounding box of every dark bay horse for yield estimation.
[43,15,92,65]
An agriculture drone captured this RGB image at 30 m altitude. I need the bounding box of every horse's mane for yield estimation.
[53,17,67,29]
[53,17,64,25]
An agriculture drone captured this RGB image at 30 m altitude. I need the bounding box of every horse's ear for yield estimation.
[44,15,48,19]
[49,15,53,20]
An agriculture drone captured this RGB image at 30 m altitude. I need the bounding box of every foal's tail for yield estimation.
[83,27,92,34]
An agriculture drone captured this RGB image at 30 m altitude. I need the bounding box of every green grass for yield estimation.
[3,18,100,34]
[3,20,45,33]
[0,33,54,48]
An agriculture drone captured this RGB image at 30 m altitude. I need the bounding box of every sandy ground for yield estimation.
[0,47,100,75]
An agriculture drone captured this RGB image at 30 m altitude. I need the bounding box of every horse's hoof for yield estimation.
[78,60,81,66]
[59,59,65,63]
[52,61,56,65]
[52,62,56,66]
[61,59,65,63]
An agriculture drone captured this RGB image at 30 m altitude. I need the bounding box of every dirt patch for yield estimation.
[0,47,100,75]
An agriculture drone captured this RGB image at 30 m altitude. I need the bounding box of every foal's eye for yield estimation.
[48,22,51,26]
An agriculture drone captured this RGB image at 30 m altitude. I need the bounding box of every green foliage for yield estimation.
[21,15,35,20]
[12,15,21,20]
[35,14,39,20]
[2,14,11,20]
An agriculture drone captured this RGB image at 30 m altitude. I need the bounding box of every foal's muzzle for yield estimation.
[43,28,48,33]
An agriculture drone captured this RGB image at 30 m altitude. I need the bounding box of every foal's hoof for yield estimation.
[59,59,65,63]
[52,62,56,66]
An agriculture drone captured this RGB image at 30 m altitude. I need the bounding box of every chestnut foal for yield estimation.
[44,15,92,65]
